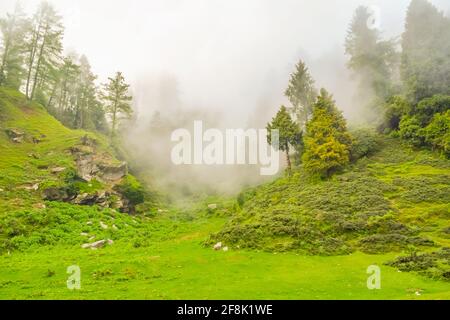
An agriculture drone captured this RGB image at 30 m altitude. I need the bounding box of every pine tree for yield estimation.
[285,60,317,127]
[103,72,133,138]
[0,4,29,89]
[267,105,302,174]
[24,1,63,101]
[302,89,352,178]
[401,0,450,102]
[345,6,398,106]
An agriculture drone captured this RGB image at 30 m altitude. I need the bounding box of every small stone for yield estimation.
[208,204,218,210]
[107,239,114,245]
[223,246,229,252]
[100,221,108,229]
[86,221,93,225]
[112,225,118,230]
[50,167,66,174]
[213,242,222,251]
[80,232,89,237]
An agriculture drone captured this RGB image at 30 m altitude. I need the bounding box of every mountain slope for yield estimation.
[209,136,450,280]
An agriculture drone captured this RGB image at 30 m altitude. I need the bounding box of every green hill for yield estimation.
[0,87,449,299]
[209,135,450,280]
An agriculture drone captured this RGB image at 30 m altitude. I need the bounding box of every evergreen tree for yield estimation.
[401,0,450,102]
[24,1,63,101]
[0,4,29,89]
[302,89,352,177]
[267,105,302,174]
[103,72,133,137]
[285,60,317,127]
[345,6,398,109]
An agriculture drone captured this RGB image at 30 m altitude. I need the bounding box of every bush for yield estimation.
[350,129,381,161]
[399,115,425,147]
[423,110,450,156]
[415,95,450,126]
[379,96,411,132]
[114,175,145,206]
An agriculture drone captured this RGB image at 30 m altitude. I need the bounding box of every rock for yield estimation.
[86,221,93,225]
[32,137,42,144]
[0,188,4,192]
[50,167,66,174]
[73,193,98,206]
[33,203,46,209]
[97,162,128,183]
[223,246,229,252]
[42,187,68,201]
[81,239,113,250]
[81,135,97,147]
[75,153,98,182]
[21,183,39,191]
[208,204,218,210]
[80,232,89,237]
[112,225,118,230]
[88,236,96,241]
[28,153,40,159]
[6,128,25,143]
[100,221,108,229]
[213,242,222,251]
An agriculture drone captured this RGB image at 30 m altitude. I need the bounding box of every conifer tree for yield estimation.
[302,89,352,177]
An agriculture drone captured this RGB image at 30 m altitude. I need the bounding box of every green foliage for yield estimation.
[102,72,133,137]
[284,60,317,126]
[415,95,450,126]
[379,96,412,133]
[423,110,450,156]
[302,89,352,177]
[349,129,381,161]
[345,6,398,105]
[114,175,145,207]
[399,115,424,147]
[266,105,302,172]
[401,0,450,102]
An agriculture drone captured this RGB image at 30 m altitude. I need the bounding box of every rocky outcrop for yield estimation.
[42,187,69,201]
[71,136,127,183]
[5,128,25,143]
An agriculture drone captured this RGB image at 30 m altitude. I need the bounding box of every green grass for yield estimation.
[1,88,449,300]
[0,215,449,300]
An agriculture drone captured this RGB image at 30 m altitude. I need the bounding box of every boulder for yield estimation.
[97,162,128,183]
[208,204,218,210]
[42,187,68,201]
[50,167,66,174]
[73,193,99,206]
[81,239,113,250]
[5,128,25,143]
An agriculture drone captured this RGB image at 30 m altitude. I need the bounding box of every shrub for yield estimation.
[423,110,450,156]
[350,129,381,161]
[415,95,450,126]
[379,96,411,132]
[114,175,145,206]
[399,115,425,147]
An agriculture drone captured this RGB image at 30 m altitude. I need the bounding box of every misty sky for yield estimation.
[1,0,449,124]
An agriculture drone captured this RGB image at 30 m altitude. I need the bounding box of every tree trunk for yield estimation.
[286,144,292,175]
[30,26,47,101]
[25,24,41,99]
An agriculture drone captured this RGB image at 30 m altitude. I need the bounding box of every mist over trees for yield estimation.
[0,1,132,136]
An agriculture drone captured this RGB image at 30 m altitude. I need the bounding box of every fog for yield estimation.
[2,0,449,196]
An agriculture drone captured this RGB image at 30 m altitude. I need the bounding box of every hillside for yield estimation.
[209,137,450,280]
[0,88,449,299]
[0,88,154,253]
